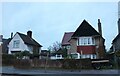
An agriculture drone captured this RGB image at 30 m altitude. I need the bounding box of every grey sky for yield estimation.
[1,2,118,50]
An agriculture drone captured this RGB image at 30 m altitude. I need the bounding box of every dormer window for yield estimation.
[13,40,20,48]
[78,37,95,45]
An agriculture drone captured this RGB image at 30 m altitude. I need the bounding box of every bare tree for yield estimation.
[47,41,62,52]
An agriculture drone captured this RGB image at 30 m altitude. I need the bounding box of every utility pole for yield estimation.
[45,52,49,73]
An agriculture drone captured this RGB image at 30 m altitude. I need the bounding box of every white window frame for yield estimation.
[81,54,96,59]
[79,37,95,45]
[13,40,20,48]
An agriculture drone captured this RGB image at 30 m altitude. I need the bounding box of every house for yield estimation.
[62,19,105,59]
[110,18,120,60]
[62,32,74,53]
[111,18,120,52]
[2,38,11,54]
[0,35,2,54]
[40,50,50,59]
[8,31,42,54]
[112,33,120,52]
[108,18,120,67]
[110,18,120,52]
[0,35,2,45]
[0,35,11,54]
[110,1,120,53]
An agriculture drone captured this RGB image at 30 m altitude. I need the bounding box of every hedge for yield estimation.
[2,54,15,65]
[62,59,92,69]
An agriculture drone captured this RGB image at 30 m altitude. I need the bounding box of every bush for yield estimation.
[62,59,92,69]
[13,59,31,69]
[14,51,31,59]
[2,54,15,65]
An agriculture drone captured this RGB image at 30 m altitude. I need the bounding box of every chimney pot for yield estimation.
[11,32,13,38]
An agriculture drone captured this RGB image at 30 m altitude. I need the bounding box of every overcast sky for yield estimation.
[1,2,119,50]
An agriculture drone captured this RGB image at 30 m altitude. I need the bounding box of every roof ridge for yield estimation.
[16,32,42,47]
[17,32,27,36]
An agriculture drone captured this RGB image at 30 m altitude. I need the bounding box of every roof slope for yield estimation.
[72,20,100,37]
[113,33,120,43]
[17,32,42,47]
[62,32,74,45]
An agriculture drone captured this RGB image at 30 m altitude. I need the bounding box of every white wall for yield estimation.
[8,33,29,54]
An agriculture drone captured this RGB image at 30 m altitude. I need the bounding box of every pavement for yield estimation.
[0,66,120,76]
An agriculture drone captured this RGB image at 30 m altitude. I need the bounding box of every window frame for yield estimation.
[78,37,95,46]
[13,40,20,48]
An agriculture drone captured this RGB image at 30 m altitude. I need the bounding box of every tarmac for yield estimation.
[0,66,120,76]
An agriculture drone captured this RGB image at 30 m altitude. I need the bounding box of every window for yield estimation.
[79,37,95,45]
[88,38,91,44]
[84,38,87,45]
[13,40,20,48]
[67,45,70,49]
[63,45,70,49]
[92,38,95,44]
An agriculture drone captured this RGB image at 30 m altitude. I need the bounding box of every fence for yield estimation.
[13,58,92,69]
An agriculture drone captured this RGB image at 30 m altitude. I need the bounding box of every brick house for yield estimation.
[0,35,11,54]
[112,18,120,52]
[62,32,74,52]
[62,19,105,59]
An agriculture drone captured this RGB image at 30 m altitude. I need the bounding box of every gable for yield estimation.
[113,33,120,43]
[72,20,100,37]
[9,32,42,47]
[9,33,25,45]
[8,33,27,51]
[62,32,74,45]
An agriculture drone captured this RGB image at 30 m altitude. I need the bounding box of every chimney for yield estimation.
[27,30,32,38]
[98,19,102,36]
[11,32,13,38]
[118,18,120,34]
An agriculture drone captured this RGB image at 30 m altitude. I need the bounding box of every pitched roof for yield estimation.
[17,32,42,47]
[72,20,100,37]
[112,33,120,43]
[62,32,74,45]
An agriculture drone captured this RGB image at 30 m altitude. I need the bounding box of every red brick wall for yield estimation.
[77,46,96,54]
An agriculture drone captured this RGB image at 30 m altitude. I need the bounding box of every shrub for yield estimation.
[14,51,31,59]
[62,59,92,69]
[13,59,31,69]
[2,54,15,65]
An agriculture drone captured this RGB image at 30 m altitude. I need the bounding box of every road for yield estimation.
[1,66,120,76]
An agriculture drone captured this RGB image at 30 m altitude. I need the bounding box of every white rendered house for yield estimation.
[8,31,42,54]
